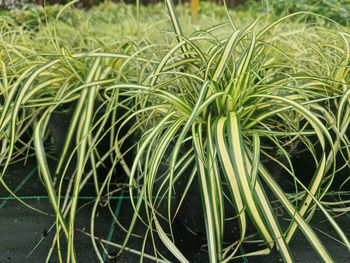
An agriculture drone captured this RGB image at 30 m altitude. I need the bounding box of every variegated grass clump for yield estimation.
[99,1,350,262]
[0,41,157,261]
[0,2,155,262]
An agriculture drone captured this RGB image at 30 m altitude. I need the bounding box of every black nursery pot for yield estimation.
[173,144,299,240]
[174,162,206,236]
[48,101,134,182]
[172,145,240,238]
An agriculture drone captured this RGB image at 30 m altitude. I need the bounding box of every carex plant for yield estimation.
[280,25,350,189]
[0,47,149,262]
[260,20,350,193]
[101,1,350,262]
[0,4,155,262]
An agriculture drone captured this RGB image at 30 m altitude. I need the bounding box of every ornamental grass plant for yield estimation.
[105,1,350,262]
[0,0,350,262]
[0,2,151,261]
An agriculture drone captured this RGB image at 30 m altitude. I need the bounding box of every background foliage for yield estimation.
[0,0,251,10]
[2,0,350,26]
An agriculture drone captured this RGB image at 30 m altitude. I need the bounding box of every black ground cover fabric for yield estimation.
[1,160,350,262]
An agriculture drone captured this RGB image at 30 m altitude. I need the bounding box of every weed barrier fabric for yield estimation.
[1,163,350,262]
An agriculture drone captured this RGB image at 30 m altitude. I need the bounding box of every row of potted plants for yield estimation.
[1,0,350,262]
